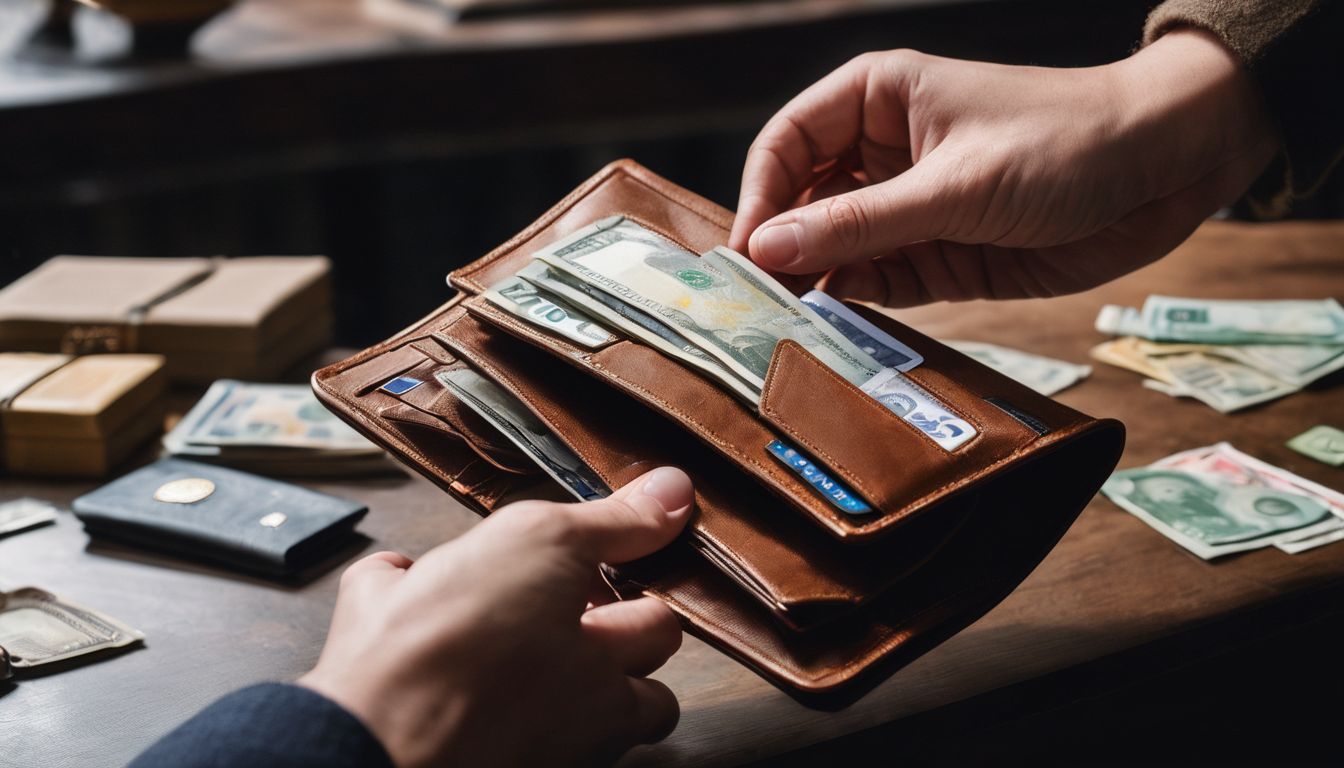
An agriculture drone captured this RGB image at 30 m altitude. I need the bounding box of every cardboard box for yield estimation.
[0,256,332,383]
[0,354,167,477]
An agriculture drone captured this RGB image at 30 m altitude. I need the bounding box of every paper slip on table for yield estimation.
[2,219,1342,767]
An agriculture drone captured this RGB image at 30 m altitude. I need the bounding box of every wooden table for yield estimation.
[3,219,1343,767]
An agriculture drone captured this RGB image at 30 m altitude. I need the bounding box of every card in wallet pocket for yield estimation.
[312,160,1125,704]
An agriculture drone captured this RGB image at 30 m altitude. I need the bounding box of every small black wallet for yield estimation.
[72,458,368,577]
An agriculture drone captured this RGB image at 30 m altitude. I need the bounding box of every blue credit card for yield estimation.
[380,376,423,395]
[765,439,873,515]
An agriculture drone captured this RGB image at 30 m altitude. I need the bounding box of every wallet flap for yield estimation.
[449,160,733,296]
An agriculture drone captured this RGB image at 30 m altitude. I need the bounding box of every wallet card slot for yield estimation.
[760,341,1034,525]
[335,343,429,397]
[460,295,884,542]
[433,310,957,622]
[376,358,536,475]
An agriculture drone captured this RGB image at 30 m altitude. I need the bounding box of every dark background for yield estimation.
[5,0,1337,348]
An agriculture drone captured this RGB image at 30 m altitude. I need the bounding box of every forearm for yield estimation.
[1144,0,1343,215]
[129,683,394,768]
[1111,27,1278,210]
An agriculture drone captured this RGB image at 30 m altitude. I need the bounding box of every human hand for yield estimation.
[730,29,1279,306]
[299,467,694,768]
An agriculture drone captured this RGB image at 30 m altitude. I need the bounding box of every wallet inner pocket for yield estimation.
[457,296,877,537]
[430,311,978,627]
[376,357,536,475]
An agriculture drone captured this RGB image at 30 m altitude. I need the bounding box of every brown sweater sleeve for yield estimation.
[1144,0,1343,217]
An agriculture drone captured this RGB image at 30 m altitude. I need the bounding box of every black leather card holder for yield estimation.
[72,458,368,577]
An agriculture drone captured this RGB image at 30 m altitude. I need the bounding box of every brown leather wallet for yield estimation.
[312,160,1125,705]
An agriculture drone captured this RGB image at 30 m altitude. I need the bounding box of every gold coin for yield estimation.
[153,478,216,504]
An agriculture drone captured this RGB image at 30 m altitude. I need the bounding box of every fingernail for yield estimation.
[638,467,693,521]
[754,223,801,269]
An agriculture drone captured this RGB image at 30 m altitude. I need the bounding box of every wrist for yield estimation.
[1110,27,1277,197]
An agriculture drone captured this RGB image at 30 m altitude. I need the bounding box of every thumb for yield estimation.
[748,157,951,274]
[561,466,694,565]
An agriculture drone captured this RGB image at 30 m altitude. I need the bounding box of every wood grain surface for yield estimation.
[1,219,1342,767]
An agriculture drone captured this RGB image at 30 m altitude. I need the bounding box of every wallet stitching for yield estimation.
[622,170,735,230]
[761,343,925,505]
[452,164,625,293]
[762,343,1046,533]
[454,164,733,294]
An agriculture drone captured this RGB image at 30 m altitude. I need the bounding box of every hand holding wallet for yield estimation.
[313,160,1124,703]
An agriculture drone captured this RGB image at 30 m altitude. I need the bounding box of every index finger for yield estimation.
[729,54,880,253]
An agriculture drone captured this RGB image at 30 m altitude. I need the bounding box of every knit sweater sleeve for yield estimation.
[1144,0,1343,217]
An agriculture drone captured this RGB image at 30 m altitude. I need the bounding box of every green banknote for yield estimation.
[1096,296,1344,345]
[1287,425,1344,467]
[1102,465,1336,559]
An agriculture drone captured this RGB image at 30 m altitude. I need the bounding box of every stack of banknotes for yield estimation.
[1093,296,1344,412]
[465,215,1017,511]
[0,586,143,677]
[1103,442,1344,557]
[164,380,392,476]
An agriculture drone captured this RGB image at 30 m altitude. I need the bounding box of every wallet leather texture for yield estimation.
[72,458,368,577]
[312,160,1125,703]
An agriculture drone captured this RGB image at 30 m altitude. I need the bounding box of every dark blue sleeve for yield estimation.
[129,683,394,768]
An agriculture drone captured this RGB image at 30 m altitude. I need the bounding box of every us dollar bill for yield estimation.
[515,260,759,403]
[1096,296,1344,345]
[945,340,1091,396]
[438,368,609,501]
[483,275,618,349]
[531,217,882,391]
[0,587,144,668]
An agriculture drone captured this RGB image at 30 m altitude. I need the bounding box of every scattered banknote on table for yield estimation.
[1096,296,1344,345]
[945,340,1090,396]
[0,498,58,537]
[0,586,143,670]
[1093,297,1344,412]
[470,215,989,513]
[1102,442,1344,558]
[1287,425,1344,467]
[164,380,394,476]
